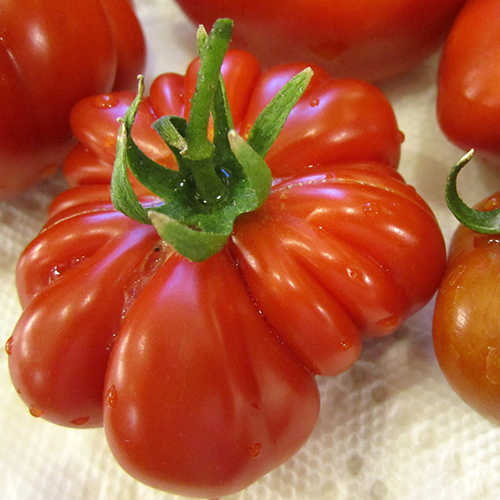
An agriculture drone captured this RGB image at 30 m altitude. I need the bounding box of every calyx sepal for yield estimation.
[111,18,313,261]
[446,149,500,234]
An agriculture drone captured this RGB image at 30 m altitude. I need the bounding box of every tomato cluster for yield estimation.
[5,1,500,497]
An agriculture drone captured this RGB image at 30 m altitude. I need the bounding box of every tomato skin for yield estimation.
[8,51,447,496]
[437,0,500,161]
[0,0,145,200]
[433,194,500,426]
[174,0,466,82]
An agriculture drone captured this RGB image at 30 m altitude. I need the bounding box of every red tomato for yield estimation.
[433,191,500,426]
[0,0,145,200]
[437,0,500,162]
[173,0,466,82]
[7,49,446,497]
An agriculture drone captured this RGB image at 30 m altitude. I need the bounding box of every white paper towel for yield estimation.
[2,1,500,499]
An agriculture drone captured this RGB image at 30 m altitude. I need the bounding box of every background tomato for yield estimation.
[437,0,500,162]
[0,0,145,200]
[433,192,500,426]
[173,0,466,82]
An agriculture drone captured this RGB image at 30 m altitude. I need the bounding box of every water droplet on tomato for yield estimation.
[0,29,12,48]
[339,340,352,351]
[0,71,15,88]
[375,315,399,332]
[49,256,86,283]
[106,385,118,408]
[5,336,13,355]
[248,443,262,458]
[29,405,44,418]
[92,94,119,109]
[49,267,62,282]
[483,196,500,211]
[363,201,381,216]
[70,416,90,426]
[310,98,320,107]
[473,235,500,249]
[346,268,357,280]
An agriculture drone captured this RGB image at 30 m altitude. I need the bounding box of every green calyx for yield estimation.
[111,18,313,261]
[446,149,500,233]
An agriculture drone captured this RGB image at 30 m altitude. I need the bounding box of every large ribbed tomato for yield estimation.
[7,24,446,498]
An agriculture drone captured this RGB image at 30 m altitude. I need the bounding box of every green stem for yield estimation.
[184,156,227,205]
[446,149,500,233]
[180,19,233,205]
[185,20,232,159]
[111,18,314,262]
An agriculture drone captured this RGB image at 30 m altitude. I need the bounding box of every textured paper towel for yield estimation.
[2,1,500,499]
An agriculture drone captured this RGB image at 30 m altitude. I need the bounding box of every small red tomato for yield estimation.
[434,151,500,425]
[0,0,146,200]
[437,0,500,162]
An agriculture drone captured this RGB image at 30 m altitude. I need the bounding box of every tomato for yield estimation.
[433,151,500,426]
[0,0,146,200]
[7,23,446,498]
[437,0,500,162]
[173,0,466,82]
[433,207,500,425]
